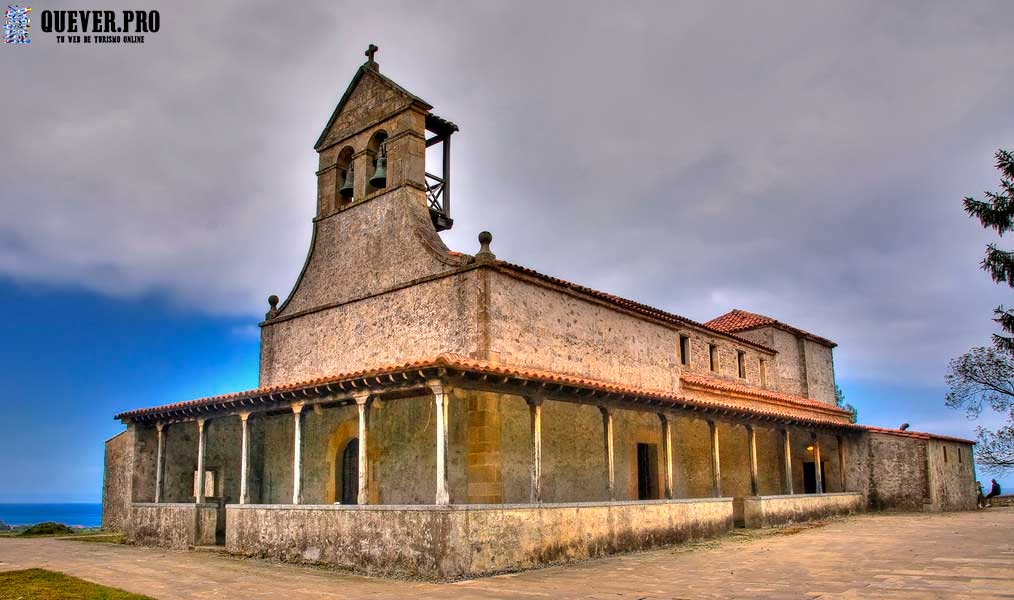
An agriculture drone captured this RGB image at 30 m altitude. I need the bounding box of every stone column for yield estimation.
[356,393,372,505]
[600,407,615,500]
[239,412,250,505]
[292,403,304,505]
[709,420,722,498]
[812,433,823,494]
[782,428,794,495]
[837,434,847,492]
[659,413,674,500]
[747,424,759,497]
[154,423,165,503]
[527,396,543,504]
[431,382,449,505]
[196,419,207,503]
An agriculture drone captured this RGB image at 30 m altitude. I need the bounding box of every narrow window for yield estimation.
[958,446,963,464]
[760,358,768,387]
[679,335,691,366]
[709,344,718,372]
[942,446,948,463]
[737,351,746,378]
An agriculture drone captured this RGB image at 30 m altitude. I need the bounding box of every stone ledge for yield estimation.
[132,502,219,508]
[225,497,735,512]
[742,492,864,528]
[226,498,735,578]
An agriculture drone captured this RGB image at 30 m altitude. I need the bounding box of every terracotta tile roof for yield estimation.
[114,356,449,421]
[680,372,853,420]
[862,425,975,445]
[706,309,776,332]
[492,262,776,354]
[706,309,836,348]
[116,353,858,430]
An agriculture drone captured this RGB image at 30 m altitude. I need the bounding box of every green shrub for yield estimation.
[20,522,75,536]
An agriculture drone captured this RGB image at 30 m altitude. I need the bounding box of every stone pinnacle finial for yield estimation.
[476,231,496,261]
[266,294,279,319]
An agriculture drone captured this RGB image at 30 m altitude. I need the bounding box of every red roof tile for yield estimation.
[706,309,776,332]
[680,372,852,419]
[706,309,836,348]
[116,353,858,430]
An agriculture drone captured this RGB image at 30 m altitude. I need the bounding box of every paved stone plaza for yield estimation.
[2,510,1012,599]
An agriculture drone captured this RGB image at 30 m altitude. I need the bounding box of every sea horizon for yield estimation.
[0,502,102,528]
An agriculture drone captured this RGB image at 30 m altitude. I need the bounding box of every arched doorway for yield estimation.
[340,438,359,504]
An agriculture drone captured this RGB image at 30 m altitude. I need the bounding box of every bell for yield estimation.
[369,146,387,188]
[339,165,354,198]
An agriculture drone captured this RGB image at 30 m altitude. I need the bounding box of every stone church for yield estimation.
[102,47,976,579]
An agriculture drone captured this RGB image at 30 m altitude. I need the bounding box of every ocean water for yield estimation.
[0,503,102,528]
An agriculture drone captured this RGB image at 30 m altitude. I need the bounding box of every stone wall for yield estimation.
[861,432,928,510]
[101,429,133,532]
[130,425,157,503]
[486,269,773,394]
[852,431,976,512]
[741,492,864,528]
[925,438,977,511]
[226,499,733,579]
[162,421,198,503]
[261,269,478,387]
[732,326,836,404]
[126,503,218,550]
[802,338,836,405]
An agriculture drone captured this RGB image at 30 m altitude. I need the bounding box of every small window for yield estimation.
[709,344,719,372]
[737,351,746,378]
[942,446,948,463]
[760,358,768,387]
[679,335,691,366]
[958,446,963,464]
[192,469,216,498]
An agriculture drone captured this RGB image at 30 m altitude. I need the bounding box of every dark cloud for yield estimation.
[2,0,1013,387]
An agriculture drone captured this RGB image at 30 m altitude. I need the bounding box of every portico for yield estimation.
[122,354,863,570]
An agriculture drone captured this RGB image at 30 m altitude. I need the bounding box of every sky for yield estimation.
[1,0,1013,502]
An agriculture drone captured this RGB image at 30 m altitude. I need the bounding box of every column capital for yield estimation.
[354,392,372,406]
[599,405,611,418]
[427,378,445,395]
[291,401,305,414]
[156,422,165,432]
[197,418,206,430]
[525,394,544,407]
[238,411,251,422]
[657,412,669,425]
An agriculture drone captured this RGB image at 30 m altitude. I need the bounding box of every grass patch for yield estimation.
[0,568,153,599]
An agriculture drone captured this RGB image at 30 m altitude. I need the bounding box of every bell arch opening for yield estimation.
[336,146,355,204]
[366,131,388,195]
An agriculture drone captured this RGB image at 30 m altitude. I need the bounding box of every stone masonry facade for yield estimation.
[102,51,977,577]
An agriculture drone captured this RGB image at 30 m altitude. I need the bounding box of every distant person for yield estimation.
[984,479,1001,507]
[976,481,986,509]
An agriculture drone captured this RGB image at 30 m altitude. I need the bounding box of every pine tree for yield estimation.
[964,149,1014,353]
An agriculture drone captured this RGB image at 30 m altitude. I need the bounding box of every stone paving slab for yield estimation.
[0,509,1011,599]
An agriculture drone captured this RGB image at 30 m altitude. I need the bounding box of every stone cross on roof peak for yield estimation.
[365,44,379,63]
